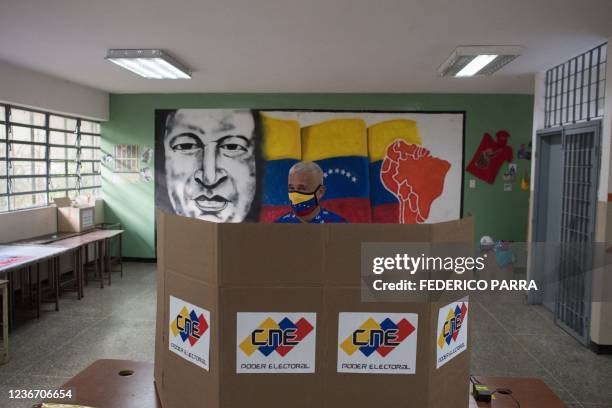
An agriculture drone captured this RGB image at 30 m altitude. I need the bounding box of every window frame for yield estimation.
[0,104,102,213]
[544,43,607,128]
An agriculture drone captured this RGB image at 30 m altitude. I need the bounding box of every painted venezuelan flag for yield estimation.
[259,114,302,222]
[302,119,371,223]
[368,120,422,223]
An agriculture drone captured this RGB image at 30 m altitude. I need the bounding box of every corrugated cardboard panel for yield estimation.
[56,206,95,233]
[159,270,220,408]
[427,299,471,408]
[163,211,218,285]
[325,223,433,287]
[53,197,72,207]
[54,197,96,233]
[217,223,325,287]
[153,210,166,397]
[321,287,432,407]
[154,215,473,408]
[431,216,474,243]
[219,287,324,407]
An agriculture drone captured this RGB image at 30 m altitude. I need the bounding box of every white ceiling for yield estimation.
[0,0,611,94]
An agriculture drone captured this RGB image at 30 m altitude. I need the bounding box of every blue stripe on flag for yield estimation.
[262,159,299,206]
[316,156,369,200]
[369,160,399,206]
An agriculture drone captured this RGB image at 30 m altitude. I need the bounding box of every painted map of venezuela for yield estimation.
[381,140,451,224]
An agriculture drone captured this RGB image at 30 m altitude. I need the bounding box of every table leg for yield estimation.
[19,268,25,306]
[78,247,84,299]
[73,251,77,298]
[106,239,111,286]
[7,271,13,331]
[28,266,33,308]
[84,244,89,287]
[47,259,58,312]
[97,241,103,289]
[2,282,7,362]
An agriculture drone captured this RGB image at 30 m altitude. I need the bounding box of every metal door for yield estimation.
[533,120,600,345]
[556,121,600,345]
[531,130,563,312]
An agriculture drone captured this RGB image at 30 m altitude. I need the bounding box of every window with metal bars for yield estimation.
[113,144,139,173]
[544,43,607,128]
[0,104,102,213]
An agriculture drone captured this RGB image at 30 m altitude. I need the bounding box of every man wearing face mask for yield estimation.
[274,161,347,224]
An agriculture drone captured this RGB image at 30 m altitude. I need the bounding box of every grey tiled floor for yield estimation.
[0,263,611,407]
[471,294,612,408]
[0,262,156,408]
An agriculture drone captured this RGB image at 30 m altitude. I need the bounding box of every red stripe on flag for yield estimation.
[259,205,291,223]
[321,197,372,223]
[372,203,400,223]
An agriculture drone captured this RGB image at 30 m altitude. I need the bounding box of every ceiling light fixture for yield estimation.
[105,49,191,79]
[438,46,522,77]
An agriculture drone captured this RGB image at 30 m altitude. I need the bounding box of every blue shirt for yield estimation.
[274,208,347,224]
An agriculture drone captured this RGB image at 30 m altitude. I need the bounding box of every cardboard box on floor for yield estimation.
[155,210,473,408]
[54,197,96,233]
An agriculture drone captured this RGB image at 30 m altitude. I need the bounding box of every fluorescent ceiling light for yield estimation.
[106,49,191,79]
[455,55,498,77]
[438,46,522,77]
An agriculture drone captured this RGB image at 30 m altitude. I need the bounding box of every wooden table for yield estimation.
[11,232,81,245]
[39,361,565,408]
[0,279,7,365]
[75,229,123,289]
[0,245,68,328]
[45,236,88,299]
[39,229,124,296]
[39,359,161,408]
[470,376,566,407]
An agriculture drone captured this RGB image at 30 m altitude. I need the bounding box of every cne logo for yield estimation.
[340,317,415,357]
[170,306,209,347]
[239,316,314,357]
[437,302,468,349]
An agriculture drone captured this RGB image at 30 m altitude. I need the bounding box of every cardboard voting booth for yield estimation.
[154,210,473,408]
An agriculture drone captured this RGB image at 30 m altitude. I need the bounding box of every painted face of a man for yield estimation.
[164,109,256,222]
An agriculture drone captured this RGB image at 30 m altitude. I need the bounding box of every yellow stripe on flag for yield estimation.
[301,119,367,161]
[367,119,422,162]
[261,113,302,160]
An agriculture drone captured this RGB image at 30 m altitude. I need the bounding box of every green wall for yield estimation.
[102,93,533,259]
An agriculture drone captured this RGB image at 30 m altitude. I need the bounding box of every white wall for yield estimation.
[530,38,611,209]
[530,71,546,193]
[603,37,612,200]
[591,37,612,346]
[0,206,57,243]
[0,59,108,121]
